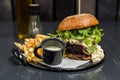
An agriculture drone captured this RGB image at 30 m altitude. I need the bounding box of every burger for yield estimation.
[50,13,104,62]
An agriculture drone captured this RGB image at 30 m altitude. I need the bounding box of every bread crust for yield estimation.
[67,53,91,60]
[58,13,99,31]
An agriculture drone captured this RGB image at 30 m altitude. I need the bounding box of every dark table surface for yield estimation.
[0,21,120,80]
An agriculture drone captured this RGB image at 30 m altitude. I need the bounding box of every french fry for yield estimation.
[37,48,43,56]
[14,34,48,62]
[14,42,23,51]
[35,34,49,40]
[23,44,28,55]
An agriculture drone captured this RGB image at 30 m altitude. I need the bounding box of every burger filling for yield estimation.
[66,42,84,55]
[65,42,91,60]
[49,26,103,60]
[50,26,103,54]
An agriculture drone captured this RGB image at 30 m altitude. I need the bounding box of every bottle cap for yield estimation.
[29,4,40,15]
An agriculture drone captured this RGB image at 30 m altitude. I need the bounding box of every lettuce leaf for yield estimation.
[86,45,97,54]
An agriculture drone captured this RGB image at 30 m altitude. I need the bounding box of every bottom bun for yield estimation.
[66,53,91,60]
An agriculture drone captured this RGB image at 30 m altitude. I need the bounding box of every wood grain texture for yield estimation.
[81,0,96,15]
[0,0,12,21]
[2,0,120,21]
[97,0,118,21]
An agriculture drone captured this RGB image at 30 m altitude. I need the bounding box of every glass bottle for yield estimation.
[16,0,33,39]
[28,4,43,38]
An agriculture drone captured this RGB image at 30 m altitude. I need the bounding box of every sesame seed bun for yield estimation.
[58,13,99,31]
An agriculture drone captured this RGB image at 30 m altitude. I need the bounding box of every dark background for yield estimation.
[0,0,120,21]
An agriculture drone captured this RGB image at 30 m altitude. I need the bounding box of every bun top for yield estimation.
[58,13,99,31]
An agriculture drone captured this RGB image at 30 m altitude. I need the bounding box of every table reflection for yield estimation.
[12,62,104,80]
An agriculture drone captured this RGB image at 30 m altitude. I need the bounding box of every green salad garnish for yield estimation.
[49,26,104,54]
